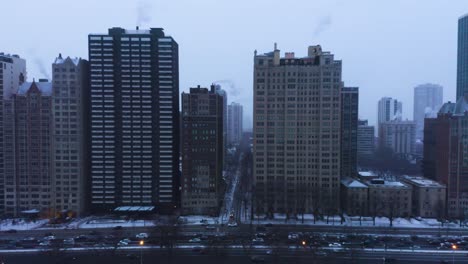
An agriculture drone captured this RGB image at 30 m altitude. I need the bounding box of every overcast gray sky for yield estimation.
[2,0,467,129]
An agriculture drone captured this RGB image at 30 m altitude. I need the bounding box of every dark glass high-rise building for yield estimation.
[341,87,358,178]
[88,27,180,213]
[457,14,468,99]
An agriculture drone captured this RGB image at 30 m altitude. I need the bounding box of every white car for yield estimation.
[328,243,342,247]
[227,222,238,227]
[135,233,148,239]
[118,239,131,246]
[189,238,201,243]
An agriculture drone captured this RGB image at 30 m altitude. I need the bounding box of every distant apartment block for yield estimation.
[51,55,89,216]
[378,120,416,155]
[181,86,223,215]
[377,97,402,134]
[227,102,243,146]
[413,83,443,140]
[3,80,52,216]
[357,120,375,160]
[0,53,26,215]
[253,44,342,214]
[214,84,227,150]
[341,87,358,177]
[88,27,180,213]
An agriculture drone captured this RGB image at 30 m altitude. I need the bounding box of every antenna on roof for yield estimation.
[136,26,139,30]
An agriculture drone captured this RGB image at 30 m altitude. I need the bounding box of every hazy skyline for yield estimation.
[1,0,467,129]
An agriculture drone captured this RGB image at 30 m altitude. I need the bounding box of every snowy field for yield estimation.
[79,218,155,229]
[178,215,218,225]
[0,218,48,231]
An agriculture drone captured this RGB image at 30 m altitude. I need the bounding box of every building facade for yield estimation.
[457,14,468,99]
[402,175,446,218]
[340,177,368,216]
[0,53,26,215]
[227,102,243,146]
[253,44,342,215]
[88,27,180,213]
[341,87,358,177]
[181,86,223,215]
[357,120,375,160]
[51,55,89,216]
[367,179,412,218]
[3,80,52,216]
[423,97,468,218]
[378,120,416,156]
[413,83,443,140]
[377,97,402,133]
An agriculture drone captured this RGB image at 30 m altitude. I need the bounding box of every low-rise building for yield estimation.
[367,179,412,218]
[341,177,368,216]
[402,175,446,218]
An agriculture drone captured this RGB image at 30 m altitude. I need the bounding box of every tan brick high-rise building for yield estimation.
[253,44,342,215]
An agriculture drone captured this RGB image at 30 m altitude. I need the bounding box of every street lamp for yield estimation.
[139,240,144,264]
[452,244,457,264]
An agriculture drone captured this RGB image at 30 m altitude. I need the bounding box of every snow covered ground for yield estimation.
[242,213,464,229]
[178,215,218,225]
[79,218,155,229]
[0,219,48,231]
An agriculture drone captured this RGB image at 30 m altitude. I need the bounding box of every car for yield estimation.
[118,239,130,246]
[205,225,216,230]
[265,223,273,227]
[265,249,273,255]
[315,251,328,257]
[112,226,123,230]
[250,255,265,263]
[135,233,148,239]
[43,235,56,241]
[252,238,264,244]
[227,222,238,227]
[383,257,397,263]
[39,241,51,247]
[63,238,75,246]
[256,226,267,232]
[5,229,17,233]
[126,254,137,260]
[329,243,342,247]
[189,238,201,243]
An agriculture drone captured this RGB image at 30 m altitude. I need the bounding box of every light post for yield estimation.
[139,240,144,264]
[452,244,457,264]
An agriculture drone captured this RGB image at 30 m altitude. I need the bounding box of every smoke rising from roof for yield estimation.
[313,15,332,37]
[33,58,50,80]
[136,1,152,27]
[213,79,240,97]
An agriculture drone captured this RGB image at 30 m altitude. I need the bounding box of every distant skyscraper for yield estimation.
[423,97,468,217]
[51,55,89,216]
[181,85,223,215]
[378,120,416,155]
[413,83,443,140]
[227,102,243,146]
[457,14,468,99]
[253,44,342,214]
[88,27,180,213]
[3,80,52,216]
[377,97,402,134]
[0,53,26,215]
[357,120,375,160]
[341,87,358,177]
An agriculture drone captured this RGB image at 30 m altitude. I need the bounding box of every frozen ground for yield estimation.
[178,215,218,225]
[0,219,48,231]
[243,213,463,229]
[79,218,155,229]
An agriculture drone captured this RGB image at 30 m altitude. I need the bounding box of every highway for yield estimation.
[1,246,467,264]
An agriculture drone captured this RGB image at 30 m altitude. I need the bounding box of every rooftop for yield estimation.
[366,178,409,188]
[358,171,378,177]
[438,96,468,116]
[17,80,52,96]
[403,175,445,188]
[54,54,81,66]
[341,177,368,188]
